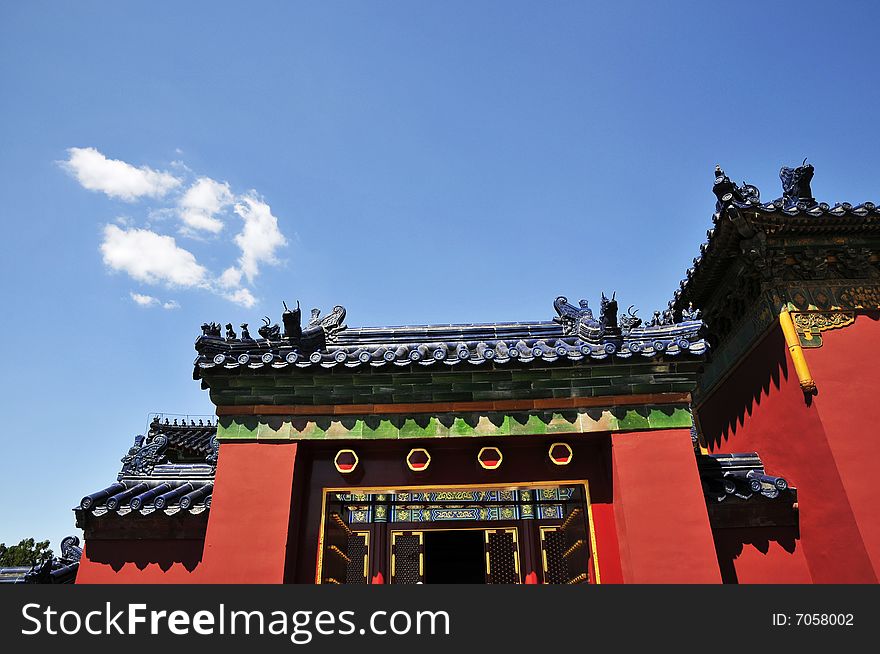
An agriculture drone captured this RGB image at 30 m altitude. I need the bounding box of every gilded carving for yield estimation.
[791,310,856,348]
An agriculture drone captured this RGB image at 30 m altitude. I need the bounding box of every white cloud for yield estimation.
[101,224,208,287]
[62,147,181,201]
[223,288,257,308]
[217,266,257,308]
[130,292,159,307]
[65,147,289,309]
[218,266,243,289]
[233,194,287,282]
[178,177,233,234]
[131,292,180,309]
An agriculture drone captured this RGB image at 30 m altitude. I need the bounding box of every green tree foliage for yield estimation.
[0,538,53,567]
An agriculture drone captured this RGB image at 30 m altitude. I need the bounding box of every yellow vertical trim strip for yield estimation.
[360,531,370,581]
[315,488,329,584]
[390,532,396,578]
[584,482,600,584]
[418,532,424,577]
[779,307,817,392]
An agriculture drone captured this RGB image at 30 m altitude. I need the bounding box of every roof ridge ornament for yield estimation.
[120,433,168,476]
[206,433,219,469]
[619,305,643,334]
[779,158,817,210]
[554,293,702,341]
[282,300,302,340]
[200,322,222,338]
[681,302,701,321]
[258,316,282,341]
[60,536,82,563]
[197,300,347,356]
[712,164,761,213]
[553,296,598,336]
[599,291,620,337]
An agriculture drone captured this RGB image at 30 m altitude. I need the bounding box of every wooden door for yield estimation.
[540,506,591,584]
[320,511,370,584]
[390,531,424,584]
[484,528,521,584]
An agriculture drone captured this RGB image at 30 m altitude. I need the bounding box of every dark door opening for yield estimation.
[423,530,485,584]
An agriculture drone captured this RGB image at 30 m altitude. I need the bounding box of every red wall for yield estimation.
[197,441,300,582]
[697,318,879,583]
[611,428,721,583]
[77,441,300,584]
[712,528,811,584]
[590,502,624,584]
[804,314,880,578]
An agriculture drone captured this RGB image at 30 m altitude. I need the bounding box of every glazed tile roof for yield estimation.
[75,416,217,523]
[699,452,792,502]
[156,418,217,458]
[0,537,82,584]
[194,294,709,378]
[698,452,799,529]
[0,567,32,584]
[79,478,214,516]
[670,162,880,317]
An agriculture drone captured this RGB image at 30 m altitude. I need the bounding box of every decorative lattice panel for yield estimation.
[392,533,422,584]
[320,512,352,585]
[345,532,368,584]
[542,528,569,584]
[486,530,519,584]
[558,507,591,584]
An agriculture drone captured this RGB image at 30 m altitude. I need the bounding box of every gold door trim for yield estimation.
[484,527,521,583]
[390,530,424,582]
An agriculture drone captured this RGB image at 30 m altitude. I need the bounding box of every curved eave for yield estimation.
[670,201,880,314]
[194,333,709,377]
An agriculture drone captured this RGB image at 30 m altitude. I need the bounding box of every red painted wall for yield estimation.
[803,314,880,578]
[611,428,721,583]
[712,528,811,584]
[589,502,624,584]
[77,441,300,584]
[197,441,300,582]
[697,319,878,583]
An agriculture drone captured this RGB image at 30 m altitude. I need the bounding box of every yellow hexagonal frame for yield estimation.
[548,442,574,466]
[477,446,503,470]
[334,448,359,474]
[406,447,432,472]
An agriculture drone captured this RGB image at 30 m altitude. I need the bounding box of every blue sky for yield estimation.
[2,1,879,551]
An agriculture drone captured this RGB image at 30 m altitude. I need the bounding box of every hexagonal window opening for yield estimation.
[334,449,359,474]
[478,446,503,470]
[549,442,573,466]
[406,448,431,472]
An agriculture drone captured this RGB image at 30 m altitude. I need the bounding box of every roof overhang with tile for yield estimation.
[75,417,217,539]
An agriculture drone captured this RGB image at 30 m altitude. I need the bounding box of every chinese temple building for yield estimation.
[74,162,880,584]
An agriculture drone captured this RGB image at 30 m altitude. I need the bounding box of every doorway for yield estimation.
[317,482,596,584]
[423,530,485,583]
